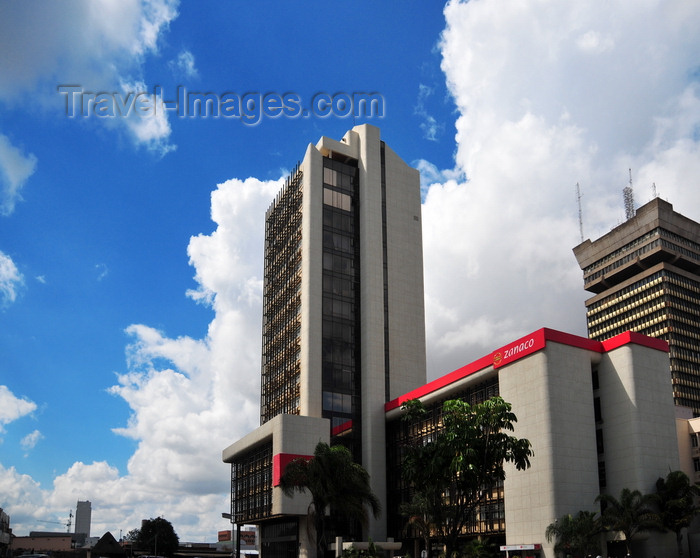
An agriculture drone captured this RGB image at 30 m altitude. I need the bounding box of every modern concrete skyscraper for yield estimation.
[224,125,427,556]
[74,500,91,537]
[574,198,700,413]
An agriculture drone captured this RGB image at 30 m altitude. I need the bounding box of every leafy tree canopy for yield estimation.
[401,396,533,558]
[136,517,180,557]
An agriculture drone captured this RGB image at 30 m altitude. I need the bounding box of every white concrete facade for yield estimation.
[224,125,427,552]
[386,328,680,558]
[222,414,329,517]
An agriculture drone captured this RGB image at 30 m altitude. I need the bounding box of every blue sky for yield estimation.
[2,0,700,543]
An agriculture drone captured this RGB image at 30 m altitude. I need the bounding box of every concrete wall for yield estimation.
[222,414,329,517]
[383,142,426,399]
[500,343,601,557]
[300,144,324,418]
[599,342,678,558]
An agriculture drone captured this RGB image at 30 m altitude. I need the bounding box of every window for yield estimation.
[694,457,700,472]
[596,428,604,454]
[692,433,699,448]
[323,188,352,211]
[323,231,353,253]
[323,253,354,275]
[322,391,352,413]
[322,297,354,319]
[598,461,607,488]
[594,397,602,422]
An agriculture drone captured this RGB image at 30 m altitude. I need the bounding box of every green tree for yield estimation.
[123,528,140,542]
[279,442,381,558]
[461,537,497,558]
[545,510,602,557]
[652,470,700,557]
[399,493,433,558]
[401,397,533,558]
[136,517,180,557]
[596,488,661,556]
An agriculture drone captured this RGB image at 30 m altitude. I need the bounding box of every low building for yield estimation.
[386,328,679,558]
[0,508,10,554]
[12,532,73,553]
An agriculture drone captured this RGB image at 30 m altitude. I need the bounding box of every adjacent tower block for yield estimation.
[574,198,700,413]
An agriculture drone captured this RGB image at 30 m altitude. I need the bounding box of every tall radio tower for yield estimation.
[576,182,584,242]
[623,168,635,220]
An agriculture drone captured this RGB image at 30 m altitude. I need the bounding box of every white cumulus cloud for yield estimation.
[0,0,179,153]
[5,0,700,542]
[0,386,36,429]
[20,430,43,452]
[421,0,700,376]
[0,251,24,307]
[0,134,37,216]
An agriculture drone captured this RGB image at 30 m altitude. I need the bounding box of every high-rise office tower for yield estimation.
[574,198,700,413]
[224,124,427,550]
[74,500,91,537]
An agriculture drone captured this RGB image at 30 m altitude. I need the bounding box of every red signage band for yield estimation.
[272,453,313,486]
[492,329,546,369]
[385,327,668,413]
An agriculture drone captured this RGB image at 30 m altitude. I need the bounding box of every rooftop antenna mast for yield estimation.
[652,181,658,198]
[623,168,635,220]
[576,182,584,242]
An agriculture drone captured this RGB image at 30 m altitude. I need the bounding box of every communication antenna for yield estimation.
[652,182,657,198]
[576,182,584,242]
[623,168,635,220]
[67,510,73,532]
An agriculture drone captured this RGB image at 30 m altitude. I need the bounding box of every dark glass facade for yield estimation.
[260,520,299,558]
[322,156,362,458]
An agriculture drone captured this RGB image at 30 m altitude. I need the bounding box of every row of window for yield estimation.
[589,308,668,339]
[323,187,352,211]
[322,338,355,366]
[322,390,354,414]
[583,227,700,280]
[323,252,355,275]
[324,230,354,253]
[322,365,355,391]
[584,234,662,283]
[323,165,356,192]
[587,273,664,315]
[232,443,273,522]
[582,229,660,276]
[323,297,354,320]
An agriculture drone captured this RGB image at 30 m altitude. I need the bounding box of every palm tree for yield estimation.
[545,510,602,557]
[279,442,381,558]
[596,488,661,556]
[652,470,700,557]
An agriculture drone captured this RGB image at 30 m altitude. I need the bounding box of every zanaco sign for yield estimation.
[492,330,546,369]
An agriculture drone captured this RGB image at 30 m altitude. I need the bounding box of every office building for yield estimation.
[223,129,682,558]
[75,500,91,538]
[385,327,679,558]
[224,124,427,556]
[574,198,700,413]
